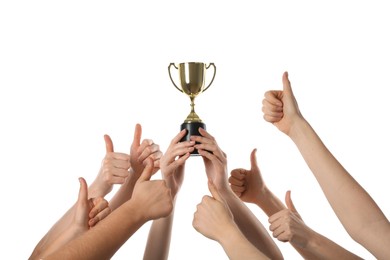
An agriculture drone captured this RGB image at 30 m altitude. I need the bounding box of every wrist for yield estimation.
[123,199,148,224]
[254,185,270,202]
[219,223,247,250]
[287,117,309,141]
[88,184,106,199]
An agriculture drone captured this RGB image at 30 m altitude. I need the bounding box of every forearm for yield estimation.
[143,210,175,260]
[44,201,146,260]
[296,229,362,260]
[255,188,286,217]
[289,119,389,249]
[29,204,76,259]
[221,188,283,259]
[219,225,270,260]
[109,170,138,211]
[35,226,83,260]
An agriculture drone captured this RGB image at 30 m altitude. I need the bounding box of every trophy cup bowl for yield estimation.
[168,62,216,155]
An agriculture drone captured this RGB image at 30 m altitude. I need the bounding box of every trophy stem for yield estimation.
[184,96,202,123]
[190,96,195,114]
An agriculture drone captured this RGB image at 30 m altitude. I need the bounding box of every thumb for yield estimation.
[104,134,114,153]
[208,179,223,202]
[285,190,298,213]
[131,123,142,151]
[77,177,88,204]
[250,148,259,171]
[137,158,153,183]
[282,71,293,95]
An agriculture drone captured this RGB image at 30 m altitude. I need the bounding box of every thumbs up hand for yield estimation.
[130,159,173,221]
[89,134,131,198]
[268,191,311,248]
[262,72,303,136]
[73,178,111,233]
[229,148,266,203]
[129,124,162,180]
[192,180,235,242]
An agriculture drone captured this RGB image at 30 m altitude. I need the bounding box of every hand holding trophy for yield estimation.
[168,62,216,155]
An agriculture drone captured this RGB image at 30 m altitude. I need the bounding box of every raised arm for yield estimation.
[193,181,270,260]
[29,178,111,260]
[109,123,162,211]
[262,71,390,259]
[229,149,362,259]
[88,134,131,199]
[191,128,283,259]
[143,129,193,260]
[44,160,173,260]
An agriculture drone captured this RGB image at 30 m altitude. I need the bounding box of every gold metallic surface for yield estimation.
[168,62,216,123]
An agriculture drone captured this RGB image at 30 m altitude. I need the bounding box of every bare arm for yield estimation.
[109,123,162,211]
[229,148,362,259]
[193,181,270,260]
[44,160,173,260]
[262,71,390,259]
[29,178,111,260]
[143,129,193,260]
[191,128,283,260]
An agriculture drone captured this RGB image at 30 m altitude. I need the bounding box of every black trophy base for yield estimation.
[180,122,205,155]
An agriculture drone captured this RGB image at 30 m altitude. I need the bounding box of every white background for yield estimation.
[1,1,389,259]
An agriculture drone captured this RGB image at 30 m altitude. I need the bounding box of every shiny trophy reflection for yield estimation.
[168,62,216,155]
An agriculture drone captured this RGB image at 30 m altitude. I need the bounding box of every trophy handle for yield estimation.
[203,63,216,92]
[168,63,183,93]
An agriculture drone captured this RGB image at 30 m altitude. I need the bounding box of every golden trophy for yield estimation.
[168,62,216,155]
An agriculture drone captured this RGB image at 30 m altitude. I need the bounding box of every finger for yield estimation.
[163,152,190,176]
[208,180,223,202]
[264,90,283,106]
[230,169,246,180]
[276,233,290,243]
[285,190,298,213]
[138,141,158,161]
[263,114,283,124]
[77,177,88,204]
[198,127,211,138]
[262,98,283,112]
[230,184,246,194]
[269,216,284,232]
[89,207,111,227]
[137,158,153,182]
[197,148,222,165]
[131,123,142,152]
[89,198,109,218]
[104,135,114,153]
[170,129,188,145]
[250,148,259,172]
[172,144,195,158]
[228,175,244,186]
[268,210,285,224]
[282,71,293,95]
[112,159,131,170]
[262,99,284,115]
[272,225,286,238]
